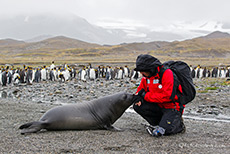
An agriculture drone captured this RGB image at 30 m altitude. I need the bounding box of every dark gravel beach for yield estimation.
[0,78,230,154]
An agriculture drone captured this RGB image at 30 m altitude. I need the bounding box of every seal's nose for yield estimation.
[128,94,134,101]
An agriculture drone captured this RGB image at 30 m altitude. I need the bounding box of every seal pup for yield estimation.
[19,92,133,134]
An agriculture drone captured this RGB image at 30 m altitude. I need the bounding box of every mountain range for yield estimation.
[1,13,229,45]
[0,31,230,59]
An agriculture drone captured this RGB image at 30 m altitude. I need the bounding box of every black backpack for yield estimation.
[158,61,196,105]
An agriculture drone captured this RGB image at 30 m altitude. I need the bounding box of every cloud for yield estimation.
[1,0,230,43]
[1,0,230,25]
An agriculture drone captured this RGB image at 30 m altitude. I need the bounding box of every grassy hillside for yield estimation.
[158,38,230,53]
[0,31,230,67]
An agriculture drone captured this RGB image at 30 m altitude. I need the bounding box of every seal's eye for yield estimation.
[122,94,127,100]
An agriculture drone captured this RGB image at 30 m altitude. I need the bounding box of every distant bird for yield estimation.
[124,66,130,77]
[79,69,86,81]
[130,70,140,81]
[19,69,26,83]
[89,68,96,80]
[1,71,7,86]
[116,67,124,79]
[191,67,196,78]
[26,67,33,85]
[49,69,56,81]
[40,66,47,81]
[34,68,41,83]
[105,67,112,80]
[12,71,20,85]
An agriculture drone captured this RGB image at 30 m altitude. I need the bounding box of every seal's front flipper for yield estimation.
[19,121,46,135]
[104,125,123,131]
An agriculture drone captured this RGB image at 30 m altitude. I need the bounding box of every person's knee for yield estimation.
[162,119,184,135]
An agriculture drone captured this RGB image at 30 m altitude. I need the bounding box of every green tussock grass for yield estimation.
[205,87,219,90]
[197,90,209,93]
[220,81,230,86]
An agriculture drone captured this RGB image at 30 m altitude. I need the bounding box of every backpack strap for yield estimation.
[158,66,166,84]
[158,66,179,102]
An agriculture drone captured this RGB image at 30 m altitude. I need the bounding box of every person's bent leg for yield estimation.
[159,109,185,135]
[133,101,162,126]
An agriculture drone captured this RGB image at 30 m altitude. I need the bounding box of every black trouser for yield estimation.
[133,101,184,135]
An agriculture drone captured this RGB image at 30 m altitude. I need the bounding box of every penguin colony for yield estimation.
[190,65,230,79]
[0,64,141,86]
[0,63,229,87]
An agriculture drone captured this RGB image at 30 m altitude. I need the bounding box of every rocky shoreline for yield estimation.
[0,77,230,153]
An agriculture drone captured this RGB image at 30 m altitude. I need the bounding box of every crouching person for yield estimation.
[132,54,185,137]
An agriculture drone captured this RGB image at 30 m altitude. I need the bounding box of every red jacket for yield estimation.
[136,67,184,111]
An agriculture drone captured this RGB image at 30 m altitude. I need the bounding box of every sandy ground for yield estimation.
[0,99,229,154]
[0,78,230,154]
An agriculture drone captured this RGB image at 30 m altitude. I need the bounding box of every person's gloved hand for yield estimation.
[132,89,146,104]
[138,88,146,98]
[132,95,143,104]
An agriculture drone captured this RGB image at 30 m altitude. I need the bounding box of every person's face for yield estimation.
[140,71,150,77]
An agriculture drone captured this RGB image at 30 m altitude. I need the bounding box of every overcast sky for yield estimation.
[0,0,230,41]
[1,0,229,25]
